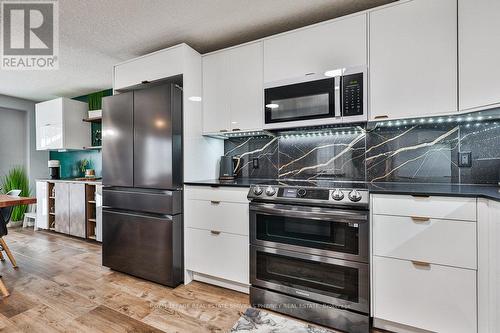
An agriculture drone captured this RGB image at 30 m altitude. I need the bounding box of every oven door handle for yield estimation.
[249,203,368,223]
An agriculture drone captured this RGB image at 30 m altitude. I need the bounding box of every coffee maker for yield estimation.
[48,160,60,180]
[219,156,240,180]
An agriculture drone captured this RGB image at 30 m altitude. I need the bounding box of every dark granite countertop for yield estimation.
[184,178,273,188]
[184,179,500,202]
[369,182,500,202]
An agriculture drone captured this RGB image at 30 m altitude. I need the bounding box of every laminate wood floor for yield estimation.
[0,228,248,333]
[0,228,386,333]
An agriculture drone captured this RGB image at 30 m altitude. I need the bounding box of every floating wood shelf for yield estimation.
[83,146,101,150]
[82,117,102,123]
[88,235,96,240]
[49,212,55,216]
[88,200,96,204]
[49,196,55,199]
[88,218,96,223]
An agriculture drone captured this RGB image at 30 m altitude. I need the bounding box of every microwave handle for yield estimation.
[334,75,342,118]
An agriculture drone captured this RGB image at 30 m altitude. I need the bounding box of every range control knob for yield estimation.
[253,186,263,196]
[297,188,307,198]
[331,189,344,201]
[348,189,362,202]
[265,186,276,196]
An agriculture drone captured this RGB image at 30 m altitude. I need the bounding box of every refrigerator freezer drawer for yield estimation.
[103,188,182,215]
[102,209,183,287]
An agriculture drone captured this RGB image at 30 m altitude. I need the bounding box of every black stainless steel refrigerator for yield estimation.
[101,82,183,287]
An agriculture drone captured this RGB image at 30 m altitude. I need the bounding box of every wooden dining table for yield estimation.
[0,194,36,297]
[0,194,36,208]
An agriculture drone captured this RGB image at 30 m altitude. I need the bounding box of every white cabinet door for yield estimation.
[54,183,70,234]
[114,46,184,90]
[228,42,263,132]
[69,183,86,238]
[202,51,230,133]
[374,256,477,333]
[459,0,500,111]
[478,199,500,333]
[35,181,48,230]
[185,227,249,284]
[264,14,367,83]
[369,0,457,120]
[35,98,89,150]
[36,98,63,150]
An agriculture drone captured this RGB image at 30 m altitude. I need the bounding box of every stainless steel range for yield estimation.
[248,180,370,333]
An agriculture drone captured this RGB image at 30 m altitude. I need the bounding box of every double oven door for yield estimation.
[249,202,369,313]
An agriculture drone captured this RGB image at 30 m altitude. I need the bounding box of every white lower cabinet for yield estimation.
[185,228,248,285]
[372,194,478,332]
[478,199,500,333]
[374,256,477,333]
[35,181,48,230]
[184,185,249,291]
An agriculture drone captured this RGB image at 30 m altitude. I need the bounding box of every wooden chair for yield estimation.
[0,190,21,268]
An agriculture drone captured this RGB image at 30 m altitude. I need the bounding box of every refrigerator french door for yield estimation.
[102,82,184,287]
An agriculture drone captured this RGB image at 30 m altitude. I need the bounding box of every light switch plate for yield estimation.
[458,152,472,168]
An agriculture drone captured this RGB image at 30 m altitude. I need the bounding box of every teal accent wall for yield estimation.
[48,89,111,179]
[50,149,102,178]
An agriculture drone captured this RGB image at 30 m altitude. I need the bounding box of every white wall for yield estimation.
[0,94,48,194]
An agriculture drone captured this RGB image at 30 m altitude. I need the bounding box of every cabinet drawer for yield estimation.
[185,200,248,235]
[374,256,476,333]
[373,215,476,269]
[372,194,476,221]
[184,186,249,203]
[185,227,249,284]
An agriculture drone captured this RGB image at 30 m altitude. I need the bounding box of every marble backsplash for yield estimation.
[224,109,500,184]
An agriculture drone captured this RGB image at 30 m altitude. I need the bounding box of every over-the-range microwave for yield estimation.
[264,66,367,130]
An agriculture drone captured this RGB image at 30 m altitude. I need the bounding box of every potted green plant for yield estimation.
[79,159,95,178]
[1,167,30,227]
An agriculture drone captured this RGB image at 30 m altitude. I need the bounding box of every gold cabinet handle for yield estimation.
[210,230,221,235]
[411,216,430,223]
[374,115,389,119]
[210,201,220,205]
[219,129,228,133]
[411,260,431,268]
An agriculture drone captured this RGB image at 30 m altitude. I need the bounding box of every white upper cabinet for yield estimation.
[202,51,230,133]
[114,45,184,91]
[263,14,366,84]
[35,98,90,151]
[228,43,263,132]
[202,41,263,134]
[459,0,500,111]
[369,0,457,120]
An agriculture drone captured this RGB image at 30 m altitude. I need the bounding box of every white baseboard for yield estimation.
[187,271,249,294]
[373,318,434,333]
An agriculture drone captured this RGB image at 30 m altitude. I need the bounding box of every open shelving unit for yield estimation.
[85,184,97,240]
[47,182,56,230]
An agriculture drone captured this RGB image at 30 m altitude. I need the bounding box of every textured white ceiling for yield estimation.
[0,0,394,102]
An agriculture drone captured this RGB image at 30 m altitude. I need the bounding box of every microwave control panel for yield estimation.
[342,72,363,117]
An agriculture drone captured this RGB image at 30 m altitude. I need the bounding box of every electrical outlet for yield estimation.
[458,152,472,168]
[252,158,259,169]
